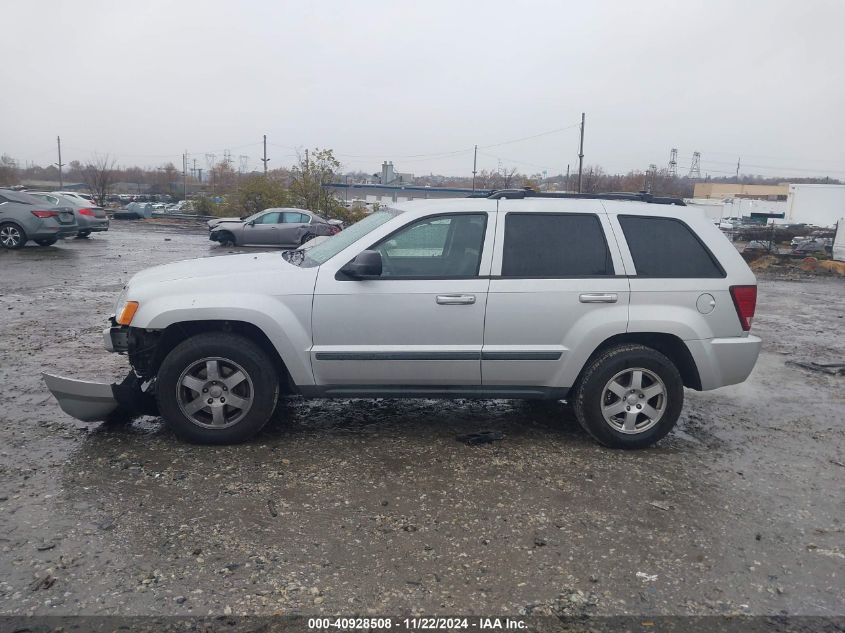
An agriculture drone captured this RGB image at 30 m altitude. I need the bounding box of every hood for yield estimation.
[209,217,242,226]
[129,252,289,285]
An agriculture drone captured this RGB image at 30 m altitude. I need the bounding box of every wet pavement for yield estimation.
[0,222,843,617]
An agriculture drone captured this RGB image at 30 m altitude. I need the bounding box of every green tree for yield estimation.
[225,174,291,216]
[289,148,344,219]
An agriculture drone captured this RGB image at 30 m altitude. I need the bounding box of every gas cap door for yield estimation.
[696,293,716,314]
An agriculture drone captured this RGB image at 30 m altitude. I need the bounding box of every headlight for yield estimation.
[113,287,128,316]
[116,301,139,326]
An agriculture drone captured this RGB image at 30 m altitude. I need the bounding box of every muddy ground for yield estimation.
[0,221,843,617]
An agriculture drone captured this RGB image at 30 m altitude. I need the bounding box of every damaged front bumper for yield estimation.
[42,372,157,422]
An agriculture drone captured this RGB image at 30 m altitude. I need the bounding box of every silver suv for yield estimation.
[44,193,761,449]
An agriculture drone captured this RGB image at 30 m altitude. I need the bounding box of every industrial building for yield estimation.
[692,183,789,200]
[785,184,845,227]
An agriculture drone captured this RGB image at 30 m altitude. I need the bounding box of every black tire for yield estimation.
[155,333,279,444]
[572,344,683,449]
[75,231,91,239]
[0,223,27,249]
[35,238,58,247]
[300,232,316,246]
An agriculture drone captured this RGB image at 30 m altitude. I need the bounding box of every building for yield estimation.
[374,161,414,186]
[692,183,788,200]
[785,184,845,227]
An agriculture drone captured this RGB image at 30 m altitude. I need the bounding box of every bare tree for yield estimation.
[0,154,18,186]
[81,154,117,205]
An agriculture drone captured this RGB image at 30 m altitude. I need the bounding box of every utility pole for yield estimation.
[472,144,478,191]
[183,151,188,201]
[192,158,197,179]
[577,112,585,193]
[56,136,65,188]
[736,157,741,182]
[566,164,570,192]
[261,135,269,174]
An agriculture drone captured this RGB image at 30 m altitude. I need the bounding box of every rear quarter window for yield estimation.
[618,215,724,278]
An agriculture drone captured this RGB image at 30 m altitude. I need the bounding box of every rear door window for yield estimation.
[501,213,613,277]
[618,215,724,278]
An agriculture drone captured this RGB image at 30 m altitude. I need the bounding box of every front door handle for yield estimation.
[436,294,476,305]
[579,293,618,304]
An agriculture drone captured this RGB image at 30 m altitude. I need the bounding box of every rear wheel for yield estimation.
[300,232,316,246]
[572,344,683,449]
[156,333,279,444]
[0,223,26,249]
[76,231,91,239]
[35,238,58,247]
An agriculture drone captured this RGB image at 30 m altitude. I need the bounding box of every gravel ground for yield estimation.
[0,221,843,617]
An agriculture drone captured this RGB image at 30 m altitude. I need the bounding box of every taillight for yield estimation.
[730,285,757,332]
[31,210,59,218]
[79,208,95,216]
[329,225,341,234]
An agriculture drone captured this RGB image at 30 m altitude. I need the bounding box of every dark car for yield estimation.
[28,192,109,238]
[0,189,78,248]
[792,238,831,256]
[208,208,340,247]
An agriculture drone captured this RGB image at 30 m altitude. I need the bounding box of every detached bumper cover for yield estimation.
[42,373,119,421]
[42,372,158,422]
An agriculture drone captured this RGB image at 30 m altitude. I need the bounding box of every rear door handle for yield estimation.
[436,294,476,305]
[579,293,618,303]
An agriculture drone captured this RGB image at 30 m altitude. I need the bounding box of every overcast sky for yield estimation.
[3,0,844,179]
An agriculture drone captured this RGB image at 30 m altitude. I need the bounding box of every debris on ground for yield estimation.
[785,360,845,376]
[456,430,505,445]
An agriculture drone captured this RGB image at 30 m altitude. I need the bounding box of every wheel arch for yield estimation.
[578,332,702,391]
[130,320,297,395]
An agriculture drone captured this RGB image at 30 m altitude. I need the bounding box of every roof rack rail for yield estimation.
[485,188,686,206]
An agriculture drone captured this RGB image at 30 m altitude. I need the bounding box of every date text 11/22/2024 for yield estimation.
[307,617,527,630]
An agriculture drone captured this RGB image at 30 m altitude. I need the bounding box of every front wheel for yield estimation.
[75,231,91,239]
[572,344,683,449]
[155,333,279,444]
[0,223,27,249]
[35,238,58,247]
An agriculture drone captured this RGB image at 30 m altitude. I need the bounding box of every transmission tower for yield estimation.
[205,153,216,170]
[223,149,232,169]
[238,155,248,174]
[688,151,701,179]
[668,148,678,177]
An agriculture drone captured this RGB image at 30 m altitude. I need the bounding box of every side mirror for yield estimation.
[340,250,382,279]
[247,220,255,226]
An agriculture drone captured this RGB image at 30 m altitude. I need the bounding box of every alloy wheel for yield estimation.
[601,367,667,434]
[1,226,22,248]
[176,357,254,429]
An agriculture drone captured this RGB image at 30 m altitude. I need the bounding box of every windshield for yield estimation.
[284,209,401,267]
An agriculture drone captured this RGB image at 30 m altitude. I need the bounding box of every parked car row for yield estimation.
[0,189,79,248]
[27,191,109,238]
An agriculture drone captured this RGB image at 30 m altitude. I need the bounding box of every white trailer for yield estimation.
[785,184,845,227]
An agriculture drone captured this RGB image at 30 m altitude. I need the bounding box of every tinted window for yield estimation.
[619,215,724,278]
[372,213,486,278]
[255,211,281,224]
[502,213,612,277]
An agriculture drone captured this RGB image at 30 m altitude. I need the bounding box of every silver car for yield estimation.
[28,192,109,238]
[0,189,78,248]
[208,208,339,247]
